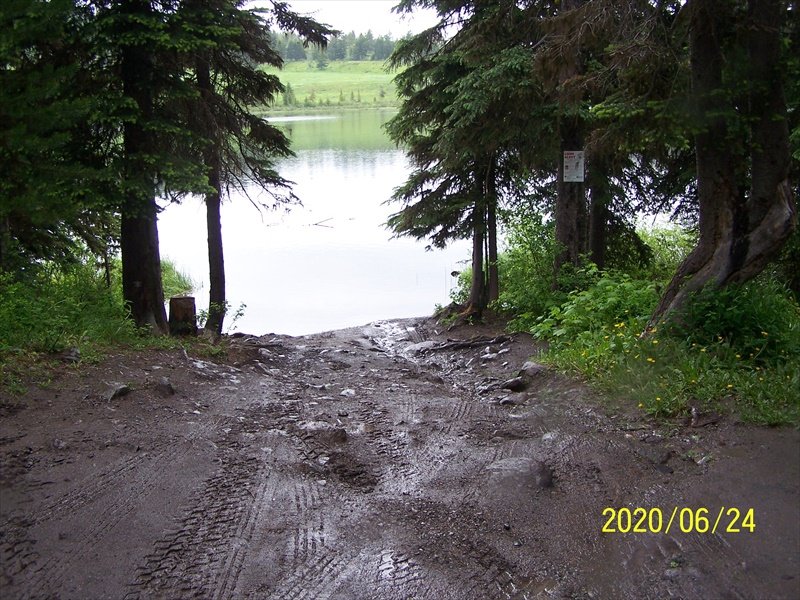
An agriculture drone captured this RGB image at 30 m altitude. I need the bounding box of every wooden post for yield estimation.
[169,296,197,336]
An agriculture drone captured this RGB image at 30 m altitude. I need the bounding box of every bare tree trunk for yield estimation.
[487,199,499,304]
[205,175,226,335]
[587,152,610,270]
[196,55,226,336]
[121,206,168,334]
[466,198,486,318]
[738,0,795,277]
[486,161,499,304]
[0,215,9,272]
[650,0,795,324]
[119,0,168,334]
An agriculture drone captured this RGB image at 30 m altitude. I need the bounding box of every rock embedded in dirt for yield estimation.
[58,346,81,364]
[105,384,132,402]
[501,376,528,392]
[519,361,547,379]
[405,340,439,356]
[154,377,175,397]
[632,442,672,466]
[496,362,549,393]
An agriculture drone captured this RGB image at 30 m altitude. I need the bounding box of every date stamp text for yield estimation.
[601,507,756,534]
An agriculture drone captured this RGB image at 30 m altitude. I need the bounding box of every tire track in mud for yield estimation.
[259,549,359,600]
[0,418,224,531]
[124,390,341,600]
[10,417,227,599]
[120,392,307,600]
[282,478,327,564]
[209,463,278,600]
[124,446,272,600]
[435,535,556,600]
[260,546,427,600]
[445,394,476,428]
[370,548,425,598]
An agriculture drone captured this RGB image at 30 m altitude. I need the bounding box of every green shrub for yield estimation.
[0,261,139,355]
[664,278,800,364]
[532,273,800,425]
[532,271,659,344]
[495,214,559,328]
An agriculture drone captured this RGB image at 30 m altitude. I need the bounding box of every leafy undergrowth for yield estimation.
[0,260,224,395]
[530,274,800,426]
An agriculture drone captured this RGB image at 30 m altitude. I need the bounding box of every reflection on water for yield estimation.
[158,110,468,336]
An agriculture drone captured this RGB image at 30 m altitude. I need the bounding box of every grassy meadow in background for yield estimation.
[260,61,399,112]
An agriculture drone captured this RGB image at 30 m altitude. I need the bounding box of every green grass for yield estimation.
[0,258,209,394]
[261,61,399,112]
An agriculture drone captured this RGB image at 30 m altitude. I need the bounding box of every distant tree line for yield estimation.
[273,31,399,63]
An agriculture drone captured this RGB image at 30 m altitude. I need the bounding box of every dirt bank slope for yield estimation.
[1,318,798,599]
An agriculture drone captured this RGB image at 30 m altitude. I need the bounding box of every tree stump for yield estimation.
[169,296,197,336]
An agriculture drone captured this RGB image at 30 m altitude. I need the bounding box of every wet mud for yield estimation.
[1,318,798,599]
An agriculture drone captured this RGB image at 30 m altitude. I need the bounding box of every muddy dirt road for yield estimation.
[1,318,798,599]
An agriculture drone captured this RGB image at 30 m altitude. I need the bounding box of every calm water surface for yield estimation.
[158,110,468,335]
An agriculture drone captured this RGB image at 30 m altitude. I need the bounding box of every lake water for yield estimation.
[158,110,469,336]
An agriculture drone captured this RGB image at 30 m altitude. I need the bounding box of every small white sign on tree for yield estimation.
[563,150,585,182]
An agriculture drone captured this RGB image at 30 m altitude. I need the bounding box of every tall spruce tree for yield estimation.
[113,0,173,333]
[388,0,552,317]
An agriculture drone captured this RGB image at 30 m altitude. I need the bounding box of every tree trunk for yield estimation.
[486,161,499,304]
[119,0,168,334]
[121,206,167,333]
[552,0,588,284]
[650,0,795,324]
[205,185,226,335]
[587,152,610,270]
[554,117,587,278]
[0,215,9,272]
[466,198,486,317]
[196,54,227,336]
